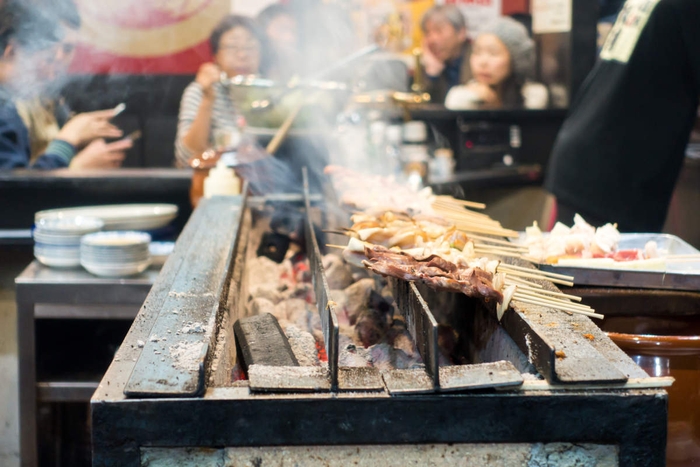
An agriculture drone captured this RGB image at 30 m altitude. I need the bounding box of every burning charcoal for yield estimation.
[256,232,291,263]
[349,264,370,282]
[233,313,298,374]
[276,298,309,323]
[367,290,393,326]
[354,313,387,348]
[322,254,354,290]
[249,284,282,304]
[281,283,314,302]
[248,298,278,320]
[343,278,375,325]
[438,324,459,365]
[285,325,321,367]
[339,341,372,367]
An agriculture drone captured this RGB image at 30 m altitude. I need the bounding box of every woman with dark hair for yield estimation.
[256,3,299,81]
[445,17,548,110]
[175,15,266,167]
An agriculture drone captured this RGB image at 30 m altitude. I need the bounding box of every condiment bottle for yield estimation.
[203,159,240,198]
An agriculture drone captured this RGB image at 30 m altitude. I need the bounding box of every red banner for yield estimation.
[70,0,230,74]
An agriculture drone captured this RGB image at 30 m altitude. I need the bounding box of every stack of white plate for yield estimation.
[33,217,104,268]
[80,232,151,277]
[35,204,178,231]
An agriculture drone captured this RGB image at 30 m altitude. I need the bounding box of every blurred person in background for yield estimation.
[419,5,471,104]
[16,0,132,169]
[175,15,267,167]
[545,0,700,232]
[445,17,548,110]
[0,1,127,170]
[257,3,300,82]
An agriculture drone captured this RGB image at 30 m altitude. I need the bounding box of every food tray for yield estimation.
[528,233,700,291]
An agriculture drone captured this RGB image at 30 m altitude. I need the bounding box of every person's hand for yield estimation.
[195,62,221,99]
[69,138,132,170]
[57,110,123,147]
[421,39,444,77]
[465,81,500,107]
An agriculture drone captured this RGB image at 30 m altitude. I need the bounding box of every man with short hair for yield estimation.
[420,5,472,104]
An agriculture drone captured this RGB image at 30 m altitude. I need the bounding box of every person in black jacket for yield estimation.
[545,0,700,232]
[0,2,127,170]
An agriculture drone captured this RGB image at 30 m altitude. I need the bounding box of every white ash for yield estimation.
[137,340,145,348]
[322,254,354,289]
[285,325,321,367]
[169,341,204,371]
[149,334,162,343]
[339,340,372,367]
[248,297,277,318]
[168,291,214,298]
[181,322,204,334]
[248,283,282,304]
[369,343,422,371]
[247,256,283,287]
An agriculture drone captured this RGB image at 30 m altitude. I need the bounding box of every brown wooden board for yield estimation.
[124,196,244,397]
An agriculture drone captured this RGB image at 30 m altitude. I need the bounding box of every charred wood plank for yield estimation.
[234,313,298,373]
[248,365,331,392]
[439,361,523,392]
[499,259,628,384]
[124,196,244,397]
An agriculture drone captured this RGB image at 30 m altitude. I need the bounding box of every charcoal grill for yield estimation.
[91,187,668,466]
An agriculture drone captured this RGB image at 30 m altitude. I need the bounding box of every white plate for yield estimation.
[81,259,151,277]
[36,204,177,231]
[35,253,81,268]
[81,231,151,247]
[35,216,104,235]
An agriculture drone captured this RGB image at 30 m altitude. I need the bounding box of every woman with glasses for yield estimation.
[175,15,267,167]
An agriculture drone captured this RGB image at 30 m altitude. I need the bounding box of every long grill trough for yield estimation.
[91,181,669,467]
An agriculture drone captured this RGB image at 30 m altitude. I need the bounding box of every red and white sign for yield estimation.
[70,0,230,74]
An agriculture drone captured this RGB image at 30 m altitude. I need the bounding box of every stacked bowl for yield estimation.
[80,232,152,277]
[33,217,104,268]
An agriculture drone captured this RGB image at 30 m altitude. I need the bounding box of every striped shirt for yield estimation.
[175,81,238,168]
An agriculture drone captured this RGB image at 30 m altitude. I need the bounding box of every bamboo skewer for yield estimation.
[497,263,574,281]
[468,234,528,250]
[499,269,574,287]
[504,275,544,288]
[504,281,582,301]
[433,195,486,210]
[513,289,593,311]
[511,295,604,319]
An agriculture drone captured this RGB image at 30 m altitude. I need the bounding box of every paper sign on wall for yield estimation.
[531,0,572,34]
[440,0,502,38]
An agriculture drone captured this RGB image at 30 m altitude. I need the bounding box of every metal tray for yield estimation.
[532,234,700,291]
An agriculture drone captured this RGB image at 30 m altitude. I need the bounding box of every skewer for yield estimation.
[513,289,592,310]
[504,275,544,289]
[500,269,574,287]
[468,234,529,250]
[504,280,582,301]
[473,244,526,254]
[497,263,574,281]
[434,195,486,209]
[326,244,346,250]
[474,249,523,259]
[511,295,604,319]
[432,203,492,219]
